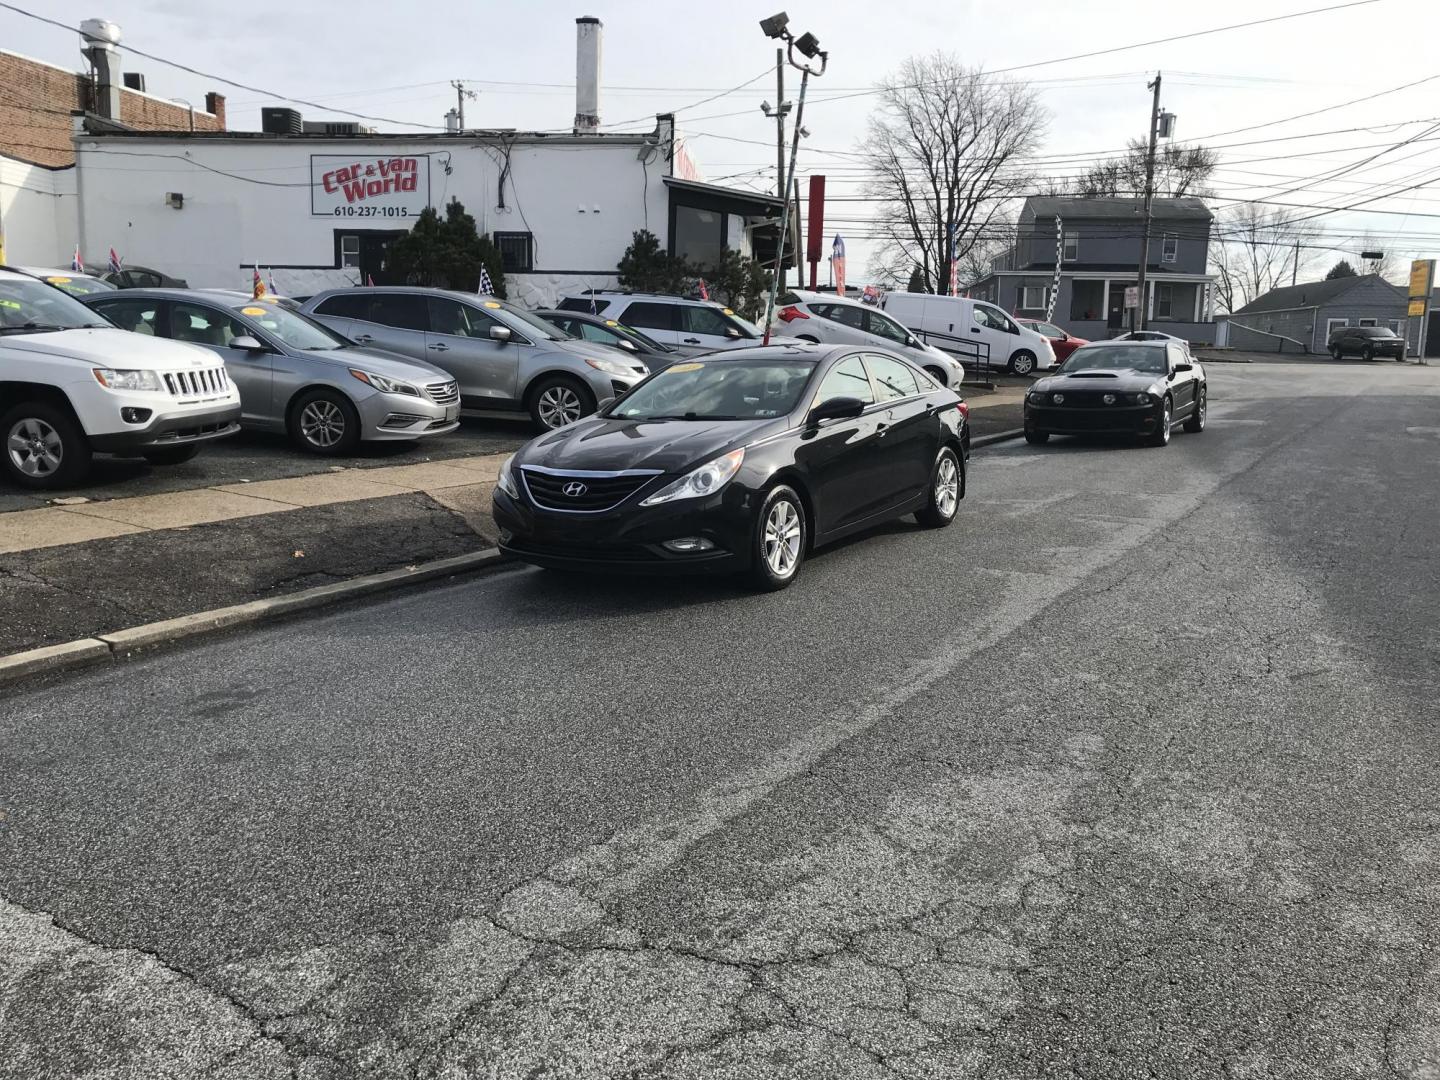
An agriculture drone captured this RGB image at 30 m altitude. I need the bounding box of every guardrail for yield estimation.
[906,327,1005,378]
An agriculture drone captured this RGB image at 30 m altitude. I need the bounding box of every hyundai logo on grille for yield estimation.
[562,482,589,497]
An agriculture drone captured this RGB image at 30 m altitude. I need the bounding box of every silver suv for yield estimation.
[302,288,648,431]
[556,291,803,357]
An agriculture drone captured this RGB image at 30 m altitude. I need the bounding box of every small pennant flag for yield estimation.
[589,291,597,315]
[71,246,84,273]
[697,279,709,301]
[478,265,494,295]
[366,274,375,287]
[251,265,266,300]
[107,248,122,274]
[268,268,278,296]
[831,235,846,296]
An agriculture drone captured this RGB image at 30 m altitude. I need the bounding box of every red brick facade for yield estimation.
[0,50,224,167]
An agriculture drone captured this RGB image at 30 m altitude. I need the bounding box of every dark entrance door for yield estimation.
[1107,283,1130,331]
[360,232,405,285]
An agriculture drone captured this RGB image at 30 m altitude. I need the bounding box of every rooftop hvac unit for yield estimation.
[302,120,375,135]
[261,107,303,134]
[122,72,146,92]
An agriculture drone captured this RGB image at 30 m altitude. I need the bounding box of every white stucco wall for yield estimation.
[1,154,76,267]
[73,133,670,304]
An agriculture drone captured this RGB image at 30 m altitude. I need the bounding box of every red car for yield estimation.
[1017,319,1088,362]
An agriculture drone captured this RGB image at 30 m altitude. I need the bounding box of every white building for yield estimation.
[64,18,787,305]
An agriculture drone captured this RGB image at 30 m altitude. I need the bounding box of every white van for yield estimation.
[882,294,1057,376]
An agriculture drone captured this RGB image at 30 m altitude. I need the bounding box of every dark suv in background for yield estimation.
[1328,325,1406,361]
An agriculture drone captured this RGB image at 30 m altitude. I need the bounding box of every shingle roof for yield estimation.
[1022,196,1213,222]
[1233,273,1403,315]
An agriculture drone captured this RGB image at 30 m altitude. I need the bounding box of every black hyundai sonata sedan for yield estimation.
[492,345,969,590]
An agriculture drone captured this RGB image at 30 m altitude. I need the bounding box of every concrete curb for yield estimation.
[0,548,509,688]
[972,428,1025,449]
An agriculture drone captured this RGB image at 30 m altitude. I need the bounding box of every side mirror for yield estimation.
[724,326,743,339]
[489,325,513,343]
[1173,362,1193,373]
[906,336,921,349]
[807,396,866,427]
[230,335,264,351]
[616,338,638,352]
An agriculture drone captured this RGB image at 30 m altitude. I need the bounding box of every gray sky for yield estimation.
[10,0,1440,280]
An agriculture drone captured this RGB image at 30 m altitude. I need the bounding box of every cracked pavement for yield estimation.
[1,362,1438,1078]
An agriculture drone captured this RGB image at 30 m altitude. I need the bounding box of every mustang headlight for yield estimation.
[584,356,635,377]
[350,368,420,397]
[640,448,745,506]
[496,453,520,498]
[1133,392,1154,405]
[1027,390,1046,403]
[92,368,162,392]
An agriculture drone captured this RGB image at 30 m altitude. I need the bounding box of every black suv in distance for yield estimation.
[1328,325,1406,361]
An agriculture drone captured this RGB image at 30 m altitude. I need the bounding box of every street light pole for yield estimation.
[1134,72,1162,333]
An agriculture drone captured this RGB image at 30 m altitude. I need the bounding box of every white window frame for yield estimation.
[1020,286,1048,310]
[1389,318,1404,334]
[1325,318,1348,339]
[1358,317,1378,327]
[1156,283,1174,319]
[1062,232,1078,262]
[1161,234,1178,263]
[339,234,360,269]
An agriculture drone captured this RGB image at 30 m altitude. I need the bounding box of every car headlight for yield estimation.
[639,448,745,506]
[92,368,162,392]
[496,453,520,498]
[350,369,420,397]
[1133,392,1154,405]
[584,356,635,377]
[1027,391,1046,403]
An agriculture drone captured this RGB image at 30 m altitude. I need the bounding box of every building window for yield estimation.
[1390,319,1404,334]
[1162,234,1178,263]
[339,234,360,269]
[673,204,725,270]
[1358,317,1378,327]
[1156,284,1174,319]
[494,232,534,273]
[1326,318,1348,339]
[1020,286,1048,310]
[1062,233,1078,262]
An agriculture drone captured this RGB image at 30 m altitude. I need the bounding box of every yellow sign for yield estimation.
[241,306,267,316]
[722,308,735,315]
[483,300,502,309]
[45,276,72,284]
[666,362,704,373]
[1409,299,1428,317]
[1409,259,1435,300]
[604,319,619,327]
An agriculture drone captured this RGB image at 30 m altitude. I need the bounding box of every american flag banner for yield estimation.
[107,248,122,274]
[252,265,266,300]
[478,266,494,295]
[832,235,846,296]
[71,246,84,273]
[268,268,279,296]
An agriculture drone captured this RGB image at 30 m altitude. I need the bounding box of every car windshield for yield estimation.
[27,273,116,296]
[230,300,349,351]
[1061,345,1169,374]
[1358,327,1398,338]
[492,301,568,341]
[611,359,815,421]
[0,277,109,333]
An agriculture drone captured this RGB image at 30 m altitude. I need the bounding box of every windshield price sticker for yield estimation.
[667,362,705,373]
[241,307,267,316]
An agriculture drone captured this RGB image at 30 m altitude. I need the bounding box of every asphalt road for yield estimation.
[2,361,1439,1079]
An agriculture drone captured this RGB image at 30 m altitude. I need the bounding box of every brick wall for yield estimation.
[0,50,224,167]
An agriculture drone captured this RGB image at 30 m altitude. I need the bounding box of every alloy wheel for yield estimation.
[537,386,583,429]
[300,400,346,448]
[1160,402,1172,444]
[935,455,959,519]
[6,418,63,478]
[1012,352,1035,375]
[1197,393,1207,427]
[763,499,802,578]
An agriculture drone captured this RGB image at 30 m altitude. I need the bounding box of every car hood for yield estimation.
[0,327,218,370]
[1032,368,1165,393]
[309,343,454,382]
[551,337,650,372]
[518,414,787,475]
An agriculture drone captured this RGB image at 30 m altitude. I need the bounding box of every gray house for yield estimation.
[1226,274,1407,354]
[969,196,1218,343]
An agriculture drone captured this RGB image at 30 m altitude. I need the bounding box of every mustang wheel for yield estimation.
[1184,387,1207,433]
[1025,428,1049,445]
[749,485,806,591]
[916,447,961,528]
[1146,397,1173,447]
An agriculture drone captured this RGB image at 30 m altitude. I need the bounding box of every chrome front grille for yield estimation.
[163,367,229,399]
[520,467,661,513]
[426,380,460,406]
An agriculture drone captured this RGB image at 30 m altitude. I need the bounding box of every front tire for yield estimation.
[528,375,594,432]
[1025,428,1050,445]
[288,389,361,455]
[924,366,948,388]
[1009,351,1037,376]
[1362,346,1375,361]
[1146,396,1173,447]
[142,445,201,466]
[915,446,962,528]
[1183,387,1207,433]
[1,401,91,490]
[748,485,806,592]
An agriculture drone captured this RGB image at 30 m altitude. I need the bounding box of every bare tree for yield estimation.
[1074,139,1217,199]
[861,54,1046,295]
[1210,204,1319,313]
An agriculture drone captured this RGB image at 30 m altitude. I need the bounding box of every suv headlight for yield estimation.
[92,368,162,392]
[496,453,520,498]
[350,369,420,397]
[639,448,745,506]
[584,356,635,377]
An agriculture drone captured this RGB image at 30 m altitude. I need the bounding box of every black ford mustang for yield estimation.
[492,345,969,590]
[1024,338,1207,447]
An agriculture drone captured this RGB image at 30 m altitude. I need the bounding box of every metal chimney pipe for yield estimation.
[573,16,602,135]
[80,18,123,121]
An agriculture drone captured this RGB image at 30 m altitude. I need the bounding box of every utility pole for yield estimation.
[774,49,786,288]
[1292,240,1300,286]
[451,80,476,131]
[1134,72,1162,333]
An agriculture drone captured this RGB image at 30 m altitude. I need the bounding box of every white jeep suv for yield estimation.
[0,268,241,489]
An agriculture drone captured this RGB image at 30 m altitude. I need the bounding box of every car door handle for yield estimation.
[875,422,889,438]
[971,327,981,333]
[353,334,373,344]
[428,343,450,352]
[683,337,701,344]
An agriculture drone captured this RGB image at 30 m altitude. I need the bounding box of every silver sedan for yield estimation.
[84,289,460,454]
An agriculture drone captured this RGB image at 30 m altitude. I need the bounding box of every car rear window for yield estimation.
[558,297,610,314]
